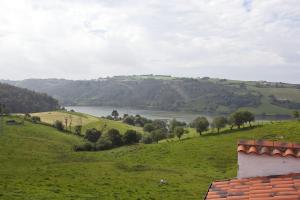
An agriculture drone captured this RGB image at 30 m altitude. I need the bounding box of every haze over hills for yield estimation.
[2,75,300,116]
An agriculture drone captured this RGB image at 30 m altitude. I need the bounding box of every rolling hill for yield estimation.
[31,110,144,134]
[0,83,59,113]
[2,75,300,115]
[1,115,300,199]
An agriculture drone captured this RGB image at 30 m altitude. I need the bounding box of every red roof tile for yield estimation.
[237,140,300,158]
[204,173,300,200]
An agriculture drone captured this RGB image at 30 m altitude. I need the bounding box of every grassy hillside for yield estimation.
[3,76,300,115]
[1,116,300,199]
[31,111,144,134]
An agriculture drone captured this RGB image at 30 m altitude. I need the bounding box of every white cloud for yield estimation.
[0,0,299,83]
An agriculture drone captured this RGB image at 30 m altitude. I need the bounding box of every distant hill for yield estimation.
[0,83,59,113]
[2,75,300,115]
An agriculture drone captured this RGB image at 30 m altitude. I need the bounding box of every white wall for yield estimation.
[238,153,300,178]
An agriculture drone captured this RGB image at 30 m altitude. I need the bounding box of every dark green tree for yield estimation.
[111,110,119,120]
[75,125,82,135]
[123,130,141,144]
[54,120,64,131]
[212,116,227,133]
[85,128,101,143]
[174,126,184,140]
[292,110,299,120]
[106,129,123,146]
[229,111,245,129]
[191,117,209,135]
[242,111,255,127]
[143,123,155,132]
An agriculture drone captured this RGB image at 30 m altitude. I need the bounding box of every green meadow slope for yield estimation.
[1,117,300,199]
[31,111,144,134]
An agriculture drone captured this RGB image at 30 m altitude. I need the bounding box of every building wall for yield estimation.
[238,153,300,178]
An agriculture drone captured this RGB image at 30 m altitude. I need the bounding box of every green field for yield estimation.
[31,111,144,134]
[1,116,300,199]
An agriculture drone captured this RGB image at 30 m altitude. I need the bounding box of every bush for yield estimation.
[73,142,94,151]
[150,129,167,143]
[74,125,82,136]
[123,130,141,145]
[141,133,153,144]
[31,116,41,123]
[54,120,64,131]
[123,116,135,125]
[85,128,101,143]
[95,136,113,150]
[106,129,123,147]
[143,123,155,132]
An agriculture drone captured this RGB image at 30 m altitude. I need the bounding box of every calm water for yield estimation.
[65,106,291,123]
[66,106,213,123]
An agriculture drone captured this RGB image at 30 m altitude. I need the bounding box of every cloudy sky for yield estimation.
[0,0,299,83]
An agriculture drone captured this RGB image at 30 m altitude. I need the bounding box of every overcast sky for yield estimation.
[0,0,299,83]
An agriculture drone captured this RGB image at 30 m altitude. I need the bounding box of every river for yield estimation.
[65,106,291,123]
[65,106,214,123]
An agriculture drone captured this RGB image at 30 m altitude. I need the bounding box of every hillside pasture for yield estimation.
[1,116,300,199]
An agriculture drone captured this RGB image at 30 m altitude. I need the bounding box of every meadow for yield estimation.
[1,116,300,199]
[31,111,144,134]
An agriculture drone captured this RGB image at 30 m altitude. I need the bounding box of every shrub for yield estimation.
[190,117,209,135]
[150,129,167,143]
[143,123,155,132]
[106,129,123,147]
[74,125,82,136]
[85,128,101,143]
[54,120,64,131]
[123,116,135,125]
[123,130,141,145]
[31,116,41,123]
[95,136,113,150]
[174,126,184,140]
[141,133,153,144]
[73,142,94,151]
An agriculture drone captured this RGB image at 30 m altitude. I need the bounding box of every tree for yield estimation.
[123,130,141,144]
[174,126,184,140]
[141,133,153,144]
[106,129,123,146]
[54,120,64,131]
[143,123,155,132]
[123,116,135,125]
[169,118,186,133]
[152,120,168,134]
[85,128,101,143]
[292,110,299,120]
[243,111,255,127]
[111,110,119,120]
[229,112,244,129]
[75,125,82,135]
[191,117,209,135]
[95,136,113,150]
[31,116,41,123]
[212,116,227,133]
[150,129,166,143]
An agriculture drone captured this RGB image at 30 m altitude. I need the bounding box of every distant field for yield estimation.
[31,111,143,134]
[1,116,300,199]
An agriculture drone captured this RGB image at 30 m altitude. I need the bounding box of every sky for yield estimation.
[0,0,300,83]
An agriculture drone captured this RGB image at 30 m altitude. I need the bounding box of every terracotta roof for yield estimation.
[204,173,300,200]
[237,140,300,158]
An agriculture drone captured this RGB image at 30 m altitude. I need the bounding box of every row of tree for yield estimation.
[190,111,255,135]
[74,128,142,151]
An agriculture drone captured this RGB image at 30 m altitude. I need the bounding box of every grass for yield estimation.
[30,111,144,134]
[1,116,300,199]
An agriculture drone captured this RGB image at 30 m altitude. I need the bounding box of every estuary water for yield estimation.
[65,106,213,123]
